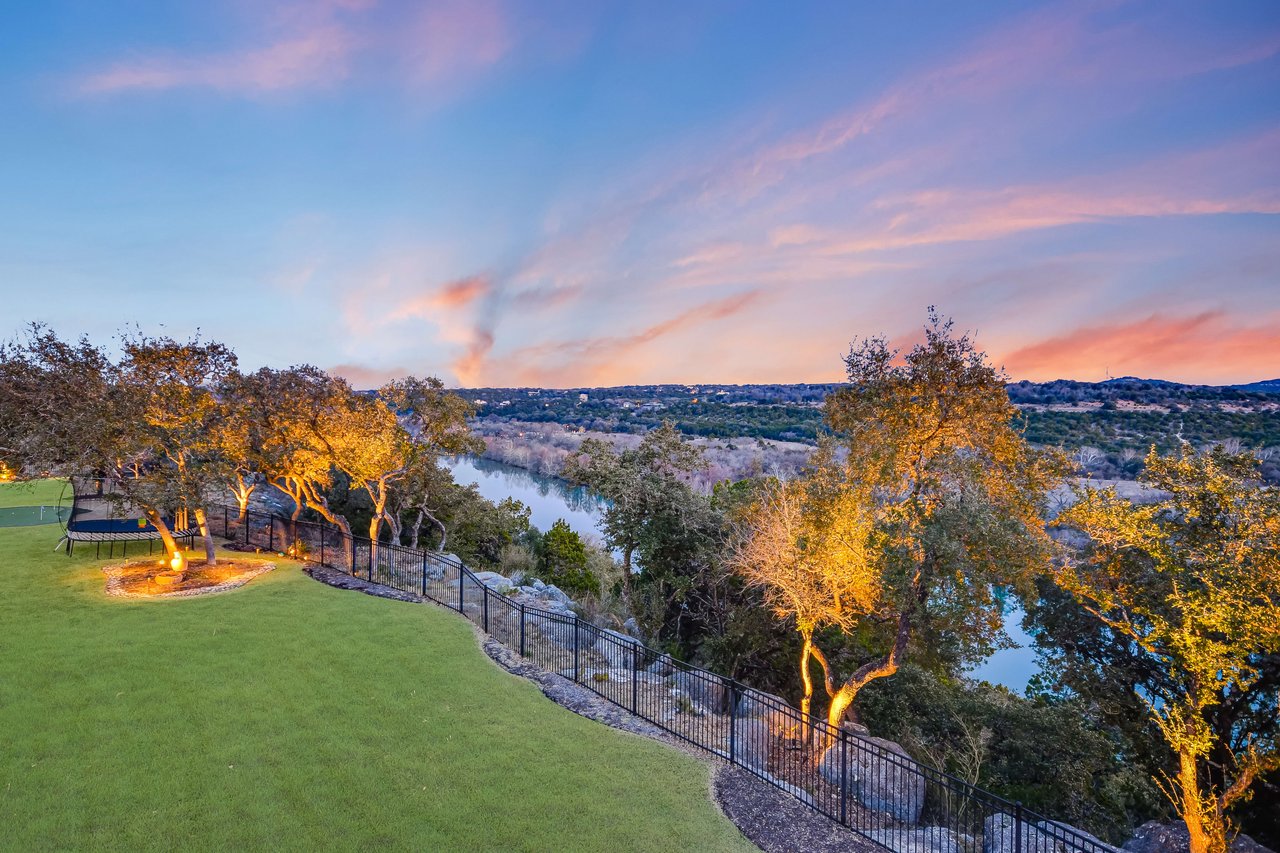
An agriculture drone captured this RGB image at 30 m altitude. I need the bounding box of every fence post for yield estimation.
[519,603,526,656]
[1014,801,1023,853]
[421,552,428,597]
[728,682,737,765]
[367,541,373,581]
[482,585,489,633]
[572,616,580,682]
[839,730,848,825]
[457,567,465,613]
[631,643,638,714]
[320,529,325,566]
[349,535,355,576]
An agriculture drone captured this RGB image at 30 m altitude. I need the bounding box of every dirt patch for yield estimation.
[103,558,274,598]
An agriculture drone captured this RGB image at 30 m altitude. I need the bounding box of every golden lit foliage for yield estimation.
[1056,446,1280,853]
[733,311,1066,730]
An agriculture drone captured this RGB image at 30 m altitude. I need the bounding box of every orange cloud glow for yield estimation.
[1002,312,1280,384]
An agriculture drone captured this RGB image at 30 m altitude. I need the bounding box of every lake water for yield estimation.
[444,455,1038,693]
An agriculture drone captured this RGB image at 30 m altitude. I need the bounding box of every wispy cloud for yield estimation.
[79,12,362,95]
[489,290,764,386]
[74,0,549,97]
[390,275,490,319]
[328,361,408,389]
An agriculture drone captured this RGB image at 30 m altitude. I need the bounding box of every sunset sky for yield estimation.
[2,1,1278,388]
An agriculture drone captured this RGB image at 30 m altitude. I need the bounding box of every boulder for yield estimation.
[730,717,772,772]
[733,689,806,739]
[867,828,965,853]
[669,669,727,713]
[646,653,675,676]
[543,584,570,603]
[595,628,641,669]
[471,571,513,593]
[539,613,579,648]
[820,735,926,824]
[623,617,641,636]
[984,813,1082,853]
[1038,821,1119,853]
[1123,822,1275,853]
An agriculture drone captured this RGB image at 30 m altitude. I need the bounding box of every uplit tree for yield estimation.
[727,461,880,723]
[1054,446,1280,853]
[743,311,1065,729]
[118,334,237,569]
[0,326,237,574]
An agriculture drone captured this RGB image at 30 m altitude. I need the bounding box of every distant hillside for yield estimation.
[1231,379,1280,394]
[454,378,1279,484]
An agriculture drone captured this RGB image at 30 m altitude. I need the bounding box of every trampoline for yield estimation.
[58,476,198,557]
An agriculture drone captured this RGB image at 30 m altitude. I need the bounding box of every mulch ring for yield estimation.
[102,559,274,599]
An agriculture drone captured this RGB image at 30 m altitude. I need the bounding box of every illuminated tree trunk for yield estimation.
[798,626,817,722]
[144,507,185,574]
[821,606,913,736]
[1177,747,1214,853]
[231,475,255,522]
[194,507,217,566]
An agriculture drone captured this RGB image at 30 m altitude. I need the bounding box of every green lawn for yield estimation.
[0,481,753,852]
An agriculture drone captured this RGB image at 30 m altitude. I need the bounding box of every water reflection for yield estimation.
[444,454,1037,692]
[443,456,608,540]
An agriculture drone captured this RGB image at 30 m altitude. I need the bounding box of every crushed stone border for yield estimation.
[304,562,880,853]
[102,559,275,599]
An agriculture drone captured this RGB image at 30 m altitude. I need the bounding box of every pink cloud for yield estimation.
[79,24,359,94]
[489,290,764,386]
[328,362,408,389]
[401,0,512,85]
[76,0,527,97]
[391,275,491,320]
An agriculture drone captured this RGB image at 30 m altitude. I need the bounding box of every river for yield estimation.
[444,455,1039,693]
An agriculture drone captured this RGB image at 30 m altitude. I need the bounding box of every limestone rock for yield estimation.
[820,735,926,824]
[867,827,965,853]
[1123,822,1275,853]
[595,628,640,669]
[730,717,773,772]
[670,669,727,713]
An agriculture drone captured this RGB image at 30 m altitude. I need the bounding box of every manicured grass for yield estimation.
[0,477,65,508]
[0,481,753,852]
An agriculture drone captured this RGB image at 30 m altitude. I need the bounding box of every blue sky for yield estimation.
[1,1,1277,387]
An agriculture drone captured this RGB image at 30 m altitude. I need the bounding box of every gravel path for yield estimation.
[304,563,881,853]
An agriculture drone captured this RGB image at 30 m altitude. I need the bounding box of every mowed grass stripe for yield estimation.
[0,482,753,852]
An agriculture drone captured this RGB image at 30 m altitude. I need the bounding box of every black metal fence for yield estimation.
[212,504,1115,853]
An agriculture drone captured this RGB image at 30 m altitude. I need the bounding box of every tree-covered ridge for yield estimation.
[456,379,1280,481]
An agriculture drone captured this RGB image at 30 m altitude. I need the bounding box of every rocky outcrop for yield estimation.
[731,717,773,772]
[595,628,641,668]
[669,669,728,713]
[866,827,967,853]
[984,813,1121,853]
[819,735,926,824]
[1123,822,1275,853]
